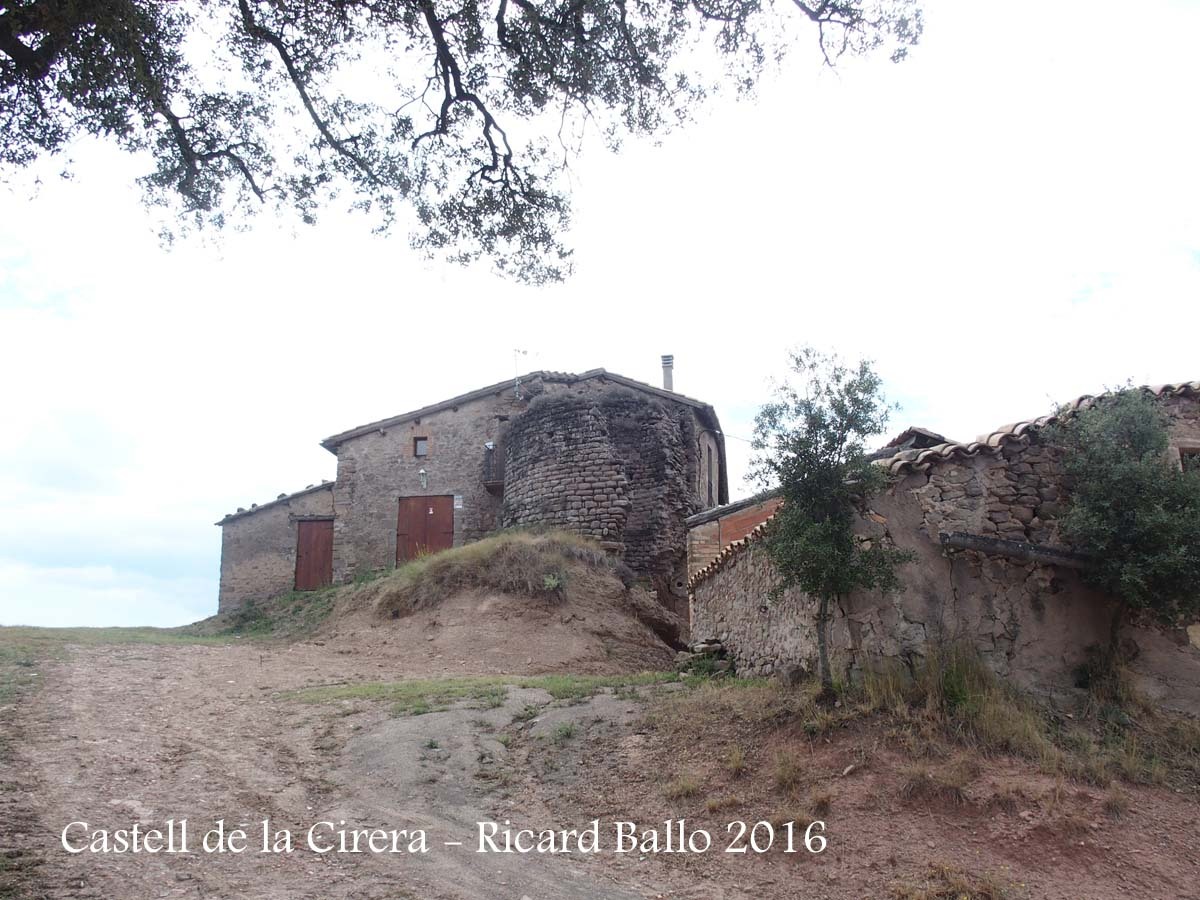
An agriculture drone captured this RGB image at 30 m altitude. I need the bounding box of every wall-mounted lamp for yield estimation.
[418,468,428,490]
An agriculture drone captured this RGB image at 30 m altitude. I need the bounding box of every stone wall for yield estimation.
[331,387,525,581]
[499,392,630,543]
[328,372,725,597]
[217,484,334,611]
[689,388,1200,711]
[500,387,709,616]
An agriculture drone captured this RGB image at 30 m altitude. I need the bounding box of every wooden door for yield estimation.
[397,496,454,562]
[295,519,333,591]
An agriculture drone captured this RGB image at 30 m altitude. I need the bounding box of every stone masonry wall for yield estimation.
[331,373,721,590]
[690,392,1200,711]
[331,386,528,581]
[218,484,334,611]
[690,479,1114,689]
[499,392,630,542]
[501,387,708,617]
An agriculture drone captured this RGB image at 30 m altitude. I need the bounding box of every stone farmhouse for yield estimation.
[687,382,1200,711]
[217,360,728,617]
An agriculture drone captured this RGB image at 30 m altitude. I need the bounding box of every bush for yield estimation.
[1049,387,1200,660]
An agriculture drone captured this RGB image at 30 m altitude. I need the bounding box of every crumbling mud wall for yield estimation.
[690,469,1112,685]
[690,386,1200,712]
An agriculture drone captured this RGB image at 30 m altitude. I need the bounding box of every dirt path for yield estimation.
[12,639,1200,900]
[12,641,667,900]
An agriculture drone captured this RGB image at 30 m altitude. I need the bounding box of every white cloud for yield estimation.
[0,560,211,628]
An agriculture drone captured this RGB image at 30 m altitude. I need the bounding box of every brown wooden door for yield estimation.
[295,519,333,591]
[397,496,454,562]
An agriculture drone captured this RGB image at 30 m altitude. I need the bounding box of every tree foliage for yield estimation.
[0,0,922,281]
[1050,388,1200,647]
[751,346,913,691]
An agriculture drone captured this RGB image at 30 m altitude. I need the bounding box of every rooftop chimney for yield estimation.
[661,354,674,391]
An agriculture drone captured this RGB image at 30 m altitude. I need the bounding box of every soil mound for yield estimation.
[324,532,681,675]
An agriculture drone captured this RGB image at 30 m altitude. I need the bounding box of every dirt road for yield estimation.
[10,638,1200,900]
[9,641,675,900]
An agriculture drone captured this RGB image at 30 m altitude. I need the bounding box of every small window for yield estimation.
[413,436,429,458]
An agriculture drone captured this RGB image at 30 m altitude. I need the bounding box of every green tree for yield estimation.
[751,346,913,698]
[1049,388,1200,666]
[1,1,921,282]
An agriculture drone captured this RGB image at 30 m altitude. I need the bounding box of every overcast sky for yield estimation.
[2,1,1197,628]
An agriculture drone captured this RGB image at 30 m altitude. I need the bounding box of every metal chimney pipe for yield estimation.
[661,354,674,391]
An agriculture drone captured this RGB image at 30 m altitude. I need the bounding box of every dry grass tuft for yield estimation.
[773,750,805,795]
[1047,813,1091,838]
[704,795,742,813]
[663,774,701,801]
[725,745,748,778]
[985,787,1024,815]
[861,659,911,714]
[809,791,832,816]
[899,764,971,807]
[1102,790,1129,820]
[892,863,1009,899]
[769,807,815,830]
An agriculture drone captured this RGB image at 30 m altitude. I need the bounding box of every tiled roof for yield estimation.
[216,481,332,525]
[320,368,717,452]
[879,381,1200,477]
[687,380,1199,592]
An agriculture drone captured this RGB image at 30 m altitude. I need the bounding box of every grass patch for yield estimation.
[985,788,1024,815]
[769,807,815,829]
[647,677,823,742]
[181,589,337,639]
[705,795,742,813]
[646,642,1200,793]
[360,530,614,617]
[663,774,701,801]
[773,750,805,794]
[550,723,577,745]
[892,863,1010,899]
[1102,790,1128,820]
[852,642,1200,789]
[295,672,678,716]
[725,745,748,778]
[899,765,970,807]
[809,791,832,816]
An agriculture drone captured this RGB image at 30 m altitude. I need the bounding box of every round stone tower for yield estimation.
[500,387,699,613]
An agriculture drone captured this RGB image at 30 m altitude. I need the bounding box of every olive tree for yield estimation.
[751,346,913,697]
[1,0,922,281]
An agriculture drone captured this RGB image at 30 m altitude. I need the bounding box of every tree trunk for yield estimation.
[1106,598,1129,669]
[815,593,835,705]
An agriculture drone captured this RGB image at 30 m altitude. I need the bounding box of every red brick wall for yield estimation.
[686,497,782,577]
[718,498,783,544]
